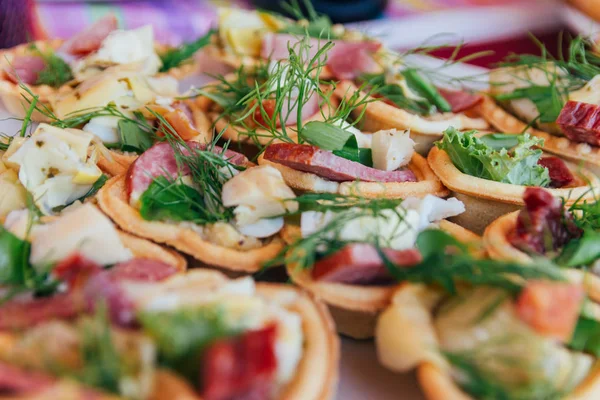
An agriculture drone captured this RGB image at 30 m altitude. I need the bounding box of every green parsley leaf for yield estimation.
[359,73,435,116]
[494,84,564,123]
[107,119,153,153]
[159,29,216,73]
[139,305,238,381]
[436,128,550,187]
[479,133,521,150]
[139,176,217,223]
[0,226,31,285]
[555,229,600,268]
[570,314,600,357]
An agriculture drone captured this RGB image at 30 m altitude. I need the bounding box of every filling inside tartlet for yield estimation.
[509,187,600,273]
[436,127,579,188]
[278,193,465,284]
[127,134,298,249]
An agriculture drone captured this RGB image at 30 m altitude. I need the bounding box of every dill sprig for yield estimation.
[278,0,338,40]
[266,195,407,269]
[148,109,244,222]
[379,230,566,294]
[159,29,216,72]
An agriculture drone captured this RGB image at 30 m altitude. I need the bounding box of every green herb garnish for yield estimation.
[359,73,436,116]
[159,29,216,72]
[28,44,73,88]
[570,314,600,357]
[278,0,338,39]
[299,121,372,166]
[52,174,109,213]
[436,127,550,187]
[379,229,564,294]
[139,305,238,381]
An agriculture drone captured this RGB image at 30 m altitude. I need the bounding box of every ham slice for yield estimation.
[312,244,422,284]
[263,143,417,183]
[111,258,179,281]
[515,281,584,342]
[508,188,582,255]
[126,141,248,202]
[261,33,381,80]
[0,294,83,331]
[59,15,118,56]
[4,55,46,85]
[0,362,55,395]
[538,156,574,188]
[438,88,483,113]
[557,100,600,146]
[202,325,278,400]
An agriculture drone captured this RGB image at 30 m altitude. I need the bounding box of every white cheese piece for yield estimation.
[0,170,27,223]
[83,116,121,144]
[82,25,161,75]
[222,165,298,227]
[237,217,284,238]
[371,129,415,171]
[300,210,335,238]
[401,195,465,230]
[7,124,102,214]
[146,75,180,97]
[29,203,132,268]
[569,75,600,105]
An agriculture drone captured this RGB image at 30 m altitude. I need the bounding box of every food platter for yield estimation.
[2,5,600,400]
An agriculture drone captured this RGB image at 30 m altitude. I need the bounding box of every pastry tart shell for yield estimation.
[333,81,489,155]
[97,175,285,274]
[150,275,340,400]
[428,145,600,234]
[258,152,449,199]
[282,220,482,339]
[476,95,600,175]
[117,230,187,273]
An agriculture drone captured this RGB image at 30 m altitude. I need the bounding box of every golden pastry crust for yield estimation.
[151,282,340,400]
[117,230,187,272]
[476,95,600,174]
[97,175,285,274]
[258,152,449,199]
[333,81,490,154]
[283,220,482,339]
[428,145,600,233]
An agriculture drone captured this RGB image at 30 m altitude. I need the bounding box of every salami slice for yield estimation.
[111,258,179,281]
[59,15,118,56]
[438,88,483,113]
[312,243,422,284]
[202,325,278,400]
[557,100,600,146]
[4,55,46,85]
[0,362,55,394]
[0,294,83,330]
[126,141,248,203]
[264,143,417,183]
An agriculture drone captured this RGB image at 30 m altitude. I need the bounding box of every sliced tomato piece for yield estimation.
[515,281,584,342]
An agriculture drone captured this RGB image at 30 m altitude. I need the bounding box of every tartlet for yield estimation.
[428,145,600,234]
[98,174,285,275]
[282,220,482,339]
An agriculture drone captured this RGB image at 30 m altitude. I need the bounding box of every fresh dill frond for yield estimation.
[265,195,407,269]
[278,0,338,39]
[378,229,565,294]
[159,29,216,72]
[28,43,74,88]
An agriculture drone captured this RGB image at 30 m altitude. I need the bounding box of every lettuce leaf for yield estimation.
[436,128,550,187]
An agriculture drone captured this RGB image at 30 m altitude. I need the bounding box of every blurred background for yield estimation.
[0,0,597,67]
